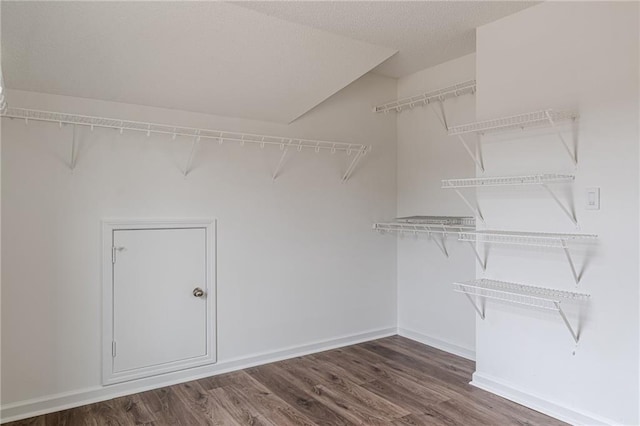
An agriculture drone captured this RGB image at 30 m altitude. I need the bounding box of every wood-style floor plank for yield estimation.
[5,336,567,426]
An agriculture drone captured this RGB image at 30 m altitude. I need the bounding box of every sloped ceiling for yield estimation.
[1,2,396,123]
[237,1,539,78]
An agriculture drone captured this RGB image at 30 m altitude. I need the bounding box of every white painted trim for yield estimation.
[0,327,397,423]
[471,372,616,426]
[101,218,217,385]
[398,327,475,361]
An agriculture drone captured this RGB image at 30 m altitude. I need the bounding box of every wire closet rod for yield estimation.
[373,80,476,114]
[1,107,370,155]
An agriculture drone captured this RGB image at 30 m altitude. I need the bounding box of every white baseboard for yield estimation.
[1,327,397,424]
[471,372,616,426]
[397,327,475,361]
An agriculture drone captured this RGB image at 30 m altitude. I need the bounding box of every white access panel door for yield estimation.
[103,220,216,384]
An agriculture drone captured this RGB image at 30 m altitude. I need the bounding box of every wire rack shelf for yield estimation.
[373,80,475,114]
[441,173,574,188]
[394,216,476,226]
[453,278,589,343]
[1,107,369,181]
[447,109,579,172]
[458,230,596,248]
[459,230,597,284]
[448,109,578,136]
[373,218,485,268]
[442,173,578,226]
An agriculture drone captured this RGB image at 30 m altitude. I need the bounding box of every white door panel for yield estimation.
[103,220,216,384]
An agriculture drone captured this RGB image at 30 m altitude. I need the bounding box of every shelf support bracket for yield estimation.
[183,132,200,177]
[272,140,294,181]
[541,184,577,226]
[427,226,448,258]
[546,111,577,167]
[466,241,486,270]
[69,124,78,170]
[428,99,449,130]
[463,292,485,320]
[561,241,580,285]
[453,189,485,224]
[554,302,580,343]
[342,146,367,183]
[457,135,485,172]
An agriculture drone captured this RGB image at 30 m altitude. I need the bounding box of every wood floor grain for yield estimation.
[5,336,567,425]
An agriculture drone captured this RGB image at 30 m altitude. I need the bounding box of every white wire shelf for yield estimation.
[448,109,578,136]
[395,216,476,226]
[373,80,475,114]
[453,278,589,343]
[441,173,574,188]
[458,230,597,248]
[1,107,369,181]
[459,230,597,284]
[373,219,484,269]
[442,173,578,226]
[447,109,579,172]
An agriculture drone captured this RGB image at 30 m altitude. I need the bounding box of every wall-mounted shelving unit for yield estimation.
[442,173,577,226]
[373,80,476,114]
[373,216,485,269]
[373,79,476,130]
[1,107,369,182]
[447,109,579,172]
[459,230,597,284]
[453,278,589,344]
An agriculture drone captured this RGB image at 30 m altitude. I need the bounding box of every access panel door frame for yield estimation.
[101,218,216,385]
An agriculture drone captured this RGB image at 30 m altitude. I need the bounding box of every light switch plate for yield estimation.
[586,187,600,210]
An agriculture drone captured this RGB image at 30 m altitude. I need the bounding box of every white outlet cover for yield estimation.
[586,187,600,210]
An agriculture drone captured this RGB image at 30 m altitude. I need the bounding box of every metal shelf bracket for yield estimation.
[183,132,200,177]
[454,279,589,344]
[69,124,79,171]
[342,145,368,183]
[457,135,485,172]
[452,189,485,224]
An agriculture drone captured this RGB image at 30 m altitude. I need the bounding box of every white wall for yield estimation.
[0,73,398,414]
[474,3,639,424]
[396,54,476,358]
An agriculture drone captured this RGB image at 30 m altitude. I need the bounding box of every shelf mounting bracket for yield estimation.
[428,98,449,130]
[457,135,485,172]
[545,111,578,167]
[466,240,486,270]
[183,132,200,177]
[342,145,367,183]
[272,140,293,181]
[453,189,485,224]
[561,241,581,285]
[541,184,577,226]
[554,302,580,343]
[427,226,448,258]
[463,293,485,320]
[69,124,78,171]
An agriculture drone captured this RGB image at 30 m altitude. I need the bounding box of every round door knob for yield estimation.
[193,287,205,298]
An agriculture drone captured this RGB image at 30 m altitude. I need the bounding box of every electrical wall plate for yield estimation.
[586,187,600,210]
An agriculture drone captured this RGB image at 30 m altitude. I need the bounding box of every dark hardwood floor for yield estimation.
[5,336,566,425]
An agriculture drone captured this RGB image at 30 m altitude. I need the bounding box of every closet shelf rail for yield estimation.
[460,230,597,284]
[441,173,574,188]
[447,109,579,172]
[373,218,485,270]
[453,278,589,343]
[448,109,578,136]
[373,80,475,114]
[442,173,578,226]
[1,107,370,181]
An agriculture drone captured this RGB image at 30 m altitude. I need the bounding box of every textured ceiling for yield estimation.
[237,1,538,78]
[1,2,396,123]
